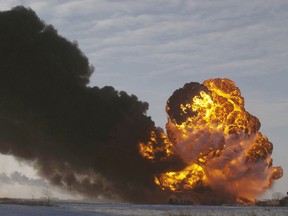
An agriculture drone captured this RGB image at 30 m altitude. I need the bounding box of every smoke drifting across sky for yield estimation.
[0,6,183,202]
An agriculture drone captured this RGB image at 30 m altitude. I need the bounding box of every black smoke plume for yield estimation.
[0,6,180,202]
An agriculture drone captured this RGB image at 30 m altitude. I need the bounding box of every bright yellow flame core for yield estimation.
[138,78,282,202]
[175,79,260,136]
[138,131,173,161]
[155,163,207,191]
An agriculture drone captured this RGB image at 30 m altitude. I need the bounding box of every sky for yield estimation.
[0,0,287,200]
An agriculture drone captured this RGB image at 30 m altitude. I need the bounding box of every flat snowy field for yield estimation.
[0,202,288,216]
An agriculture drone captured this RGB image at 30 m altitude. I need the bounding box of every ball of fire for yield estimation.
[139,78,283,204]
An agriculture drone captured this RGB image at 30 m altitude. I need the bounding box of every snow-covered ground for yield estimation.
[0,202,288,216]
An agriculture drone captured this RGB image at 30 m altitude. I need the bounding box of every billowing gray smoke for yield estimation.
[0,6,182,202]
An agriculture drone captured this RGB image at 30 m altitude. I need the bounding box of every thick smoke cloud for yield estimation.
[0,6,174,202]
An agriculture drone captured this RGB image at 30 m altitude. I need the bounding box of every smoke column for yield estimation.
[0,6,183,202]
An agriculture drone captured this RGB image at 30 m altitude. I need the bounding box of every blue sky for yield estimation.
[0,0,287,199]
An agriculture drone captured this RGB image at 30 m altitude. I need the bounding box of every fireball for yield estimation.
[139,78,283,204]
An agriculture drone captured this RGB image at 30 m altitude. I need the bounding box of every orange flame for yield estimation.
[139,78,283,204]
[155,163,207,192]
